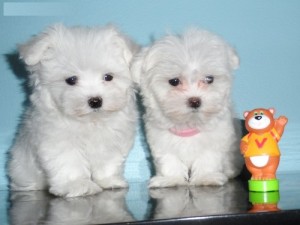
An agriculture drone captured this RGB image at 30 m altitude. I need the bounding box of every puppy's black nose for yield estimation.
[88,97,102,109]
[188,97,201,109]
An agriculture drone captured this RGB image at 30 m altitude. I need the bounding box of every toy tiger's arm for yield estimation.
[274,116,288,137]
[240,135,249,155]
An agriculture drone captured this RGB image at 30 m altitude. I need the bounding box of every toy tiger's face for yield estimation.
[247,111,271,130]
[244,108,275,134]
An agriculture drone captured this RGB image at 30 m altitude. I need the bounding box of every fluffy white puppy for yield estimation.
[132,28,243,188]
[8,24,138,197]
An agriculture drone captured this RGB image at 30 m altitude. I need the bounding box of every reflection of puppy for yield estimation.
[9,191,52,225]
[47,189,134,224]
[9,190,134,225]
[132,28,243,188]
[8,24,138,197]
[150,180,248,219]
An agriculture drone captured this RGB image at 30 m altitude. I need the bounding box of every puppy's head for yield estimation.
[132,28,239,126]
[19,24,138,120]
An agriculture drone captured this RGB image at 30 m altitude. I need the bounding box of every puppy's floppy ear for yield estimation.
[130,47,148,85]
[18,24,65,67]
[108,25,140,67]
[18,24,66,88]
[122,38,140,67]
[228,46,240,70]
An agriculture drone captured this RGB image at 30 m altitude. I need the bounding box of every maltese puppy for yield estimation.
[132,28,243,188]
[8,24,138,197]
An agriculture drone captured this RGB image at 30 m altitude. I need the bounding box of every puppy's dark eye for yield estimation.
[204,75,214,84]
[65,76,78,85]
[169,78,181,86]
[104,73,114,81]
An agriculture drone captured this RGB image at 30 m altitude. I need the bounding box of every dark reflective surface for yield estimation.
[9,189,134,225]
[149,179,248,219]
[6,173,300,225]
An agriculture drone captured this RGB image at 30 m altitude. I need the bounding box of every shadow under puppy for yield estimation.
[132,28,243,188]
[8,24,138,197]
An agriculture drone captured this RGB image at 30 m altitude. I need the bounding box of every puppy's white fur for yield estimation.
[132,28,243,188]
[8,24,138,197]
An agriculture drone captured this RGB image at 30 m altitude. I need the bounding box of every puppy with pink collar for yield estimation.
[132,28,243,188]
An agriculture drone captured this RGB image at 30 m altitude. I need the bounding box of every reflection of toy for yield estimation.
[240,108,288,191]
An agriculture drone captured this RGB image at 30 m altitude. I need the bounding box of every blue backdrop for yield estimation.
[1,0,300,193]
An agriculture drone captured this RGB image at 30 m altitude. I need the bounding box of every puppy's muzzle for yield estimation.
[188,97,201,109]
[88,97,102,109]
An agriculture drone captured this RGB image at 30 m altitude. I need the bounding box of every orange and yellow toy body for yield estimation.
[240,108,288,192]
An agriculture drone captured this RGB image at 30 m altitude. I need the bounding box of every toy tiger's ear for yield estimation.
[243,111,249,118]
[269,108,275,115]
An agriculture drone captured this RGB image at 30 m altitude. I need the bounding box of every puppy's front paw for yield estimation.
[49,179,102,197]
[149,176,187,188]
[95,177,128,189]
[190,173,228,186]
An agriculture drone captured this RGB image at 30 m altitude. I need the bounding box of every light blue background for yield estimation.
[1,0,300,194]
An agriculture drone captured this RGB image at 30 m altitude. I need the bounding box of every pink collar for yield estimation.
[169,127,200,137]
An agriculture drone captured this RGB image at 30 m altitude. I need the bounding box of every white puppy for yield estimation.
[8,24,138,197]
[132,28,243,188]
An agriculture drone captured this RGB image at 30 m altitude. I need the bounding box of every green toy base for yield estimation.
[249,191,280,204]
[248,179,279,192]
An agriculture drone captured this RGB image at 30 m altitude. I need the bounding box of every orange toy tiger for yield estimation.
[240,108,288,180]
